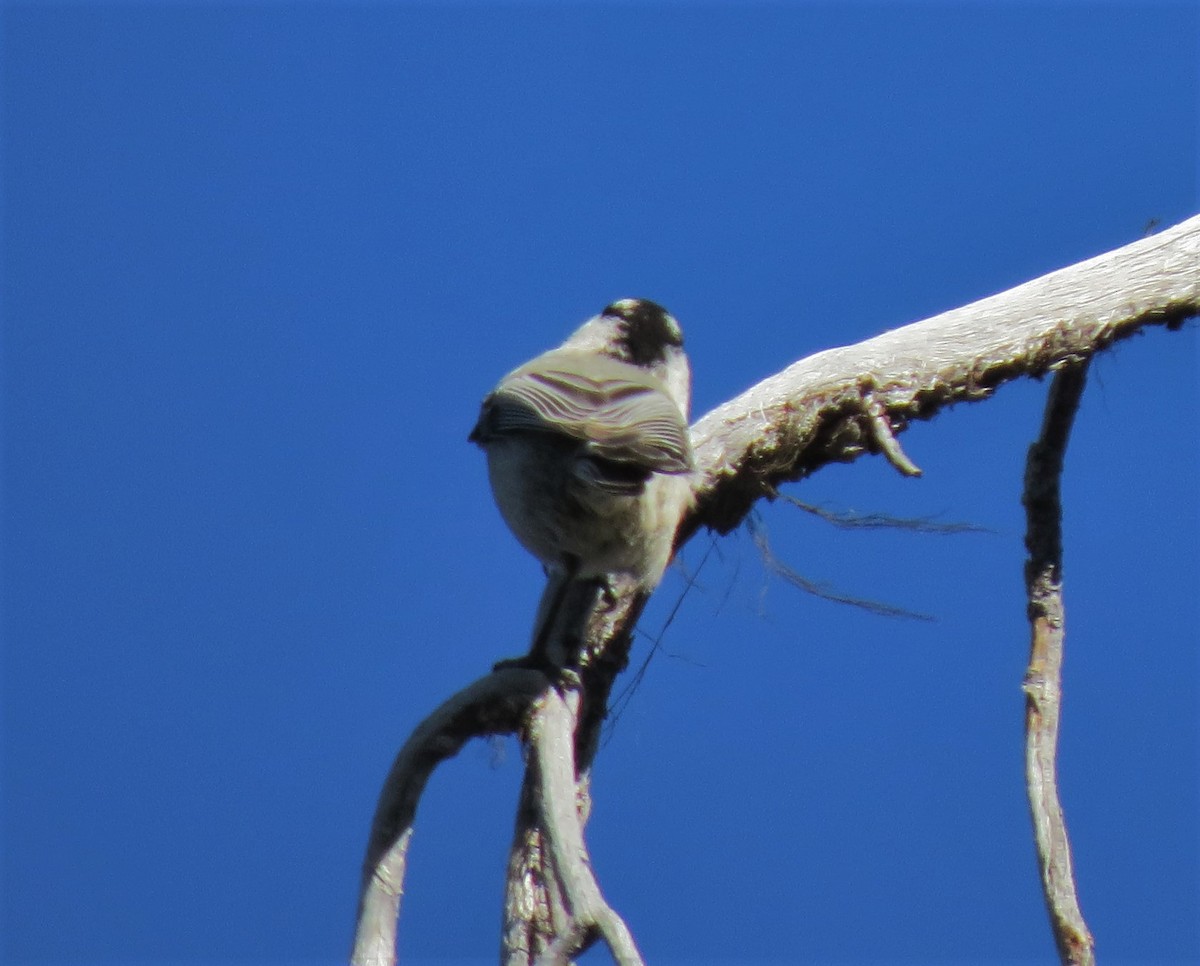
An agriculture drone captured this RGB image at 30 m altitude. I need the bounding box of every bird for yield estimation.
[469,298,694,661]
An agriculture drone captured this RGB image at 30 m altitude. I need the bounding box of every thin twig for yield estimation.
[604,538,718,738]
[1022,362,1095,965]
[779,493,991,535]
[865,395,923,476]
[748,513,934,621]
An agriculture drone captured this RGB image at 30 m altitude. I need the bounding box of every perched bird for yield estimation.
[470,298,694,657]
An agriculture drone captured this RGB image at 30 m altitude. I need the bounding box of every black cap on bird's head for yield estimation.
[599,298,684,368]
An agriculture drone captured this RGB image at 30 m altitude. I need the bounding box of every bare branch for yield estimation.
[503,576,651,964]
[530,688,644,965]
[358,215,1197,963]
[1022,362,1095,965]
[503,770,565,965]
[865,394,923,476]
[352,668,550,966]
[683,214,1200,539]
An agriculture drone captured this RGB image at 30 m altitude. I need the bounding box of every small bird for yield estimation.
[470,298,694,658]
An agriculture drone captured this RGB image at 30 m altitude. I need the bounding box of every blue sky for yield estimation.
[2,3,1197,964]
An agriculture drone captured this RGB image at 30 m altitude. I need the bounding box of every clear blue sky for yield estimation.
[3,3,1197,964]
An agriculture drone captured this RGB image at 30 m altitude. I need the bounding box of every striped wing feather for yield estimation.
[482,351,691,474]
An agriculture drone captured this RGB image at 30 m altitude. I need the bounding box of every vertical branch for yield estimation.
[532,688,644,965]
[502,687,644,966]
[502,577,649,965]
[1021,361,1095,966]
[502,773,564,964]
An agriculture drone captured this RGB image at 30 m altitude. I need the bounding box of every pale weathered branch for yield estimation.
[352,668,550,966]
[1022,363,1095,965]
[502,575,649,964]
[528,688,644,965]
[683,214,1200,539]
[355,214,1198,964]
[503,770,565,964]
[865,394,923,477]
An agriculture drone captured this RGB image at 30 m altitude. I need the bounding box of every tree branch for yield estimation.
[502,575,649,964]
[355,214,1197,963]
[1022,363,1095,965]
[502,768,565,965]
[352,668,550,966]
[682,214,1199,540]
[528,687,644,965]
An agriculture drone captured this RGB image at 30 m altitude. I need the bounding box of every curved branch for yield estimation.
[1022,363,1095,964]
[683,214,1200,538]
[352,667,550,966]
[865,394,923,477]
[358,214,1197,964]
[502,576,650,964]
[531,688,644,965]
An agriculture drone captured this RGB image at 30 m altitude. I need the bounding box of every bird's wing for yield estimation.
[473,351,692,475]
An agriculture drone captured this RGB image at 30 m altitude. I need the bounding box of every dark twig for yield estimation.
[779,493,991,535]
[748,513,934,621]
[1021,362,1095,965]
[604,538,717,737]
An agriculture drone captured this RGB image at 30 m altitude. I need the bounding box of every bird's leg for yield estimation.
[530,565,573,665]
[493,559,583,685]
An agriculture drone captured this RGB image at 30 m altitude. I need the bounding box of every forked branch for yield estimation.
[352,668,549,966]
[353,214,1198,963]
[529,687,643,965]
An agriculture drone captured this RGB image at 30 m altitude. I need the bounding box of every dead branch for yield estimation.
[353,213,1198,963]
[529,687,643,965]
[352,668,549,966]
[503,575,650,964]
[683,213,1199,539]
[1022,363,1095,965]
